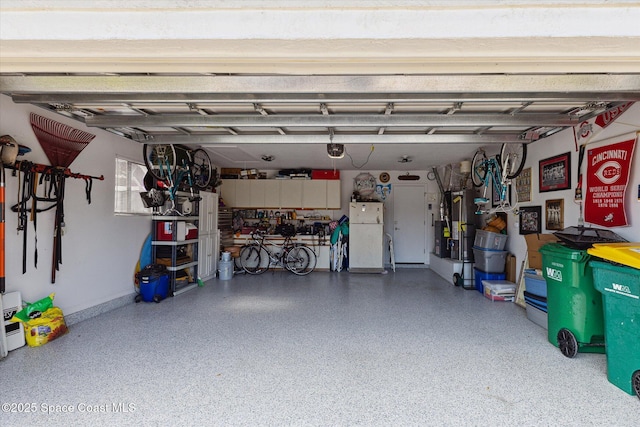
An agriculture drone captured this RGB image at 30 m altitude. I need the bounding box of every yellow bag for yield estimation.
[22,307,69,347]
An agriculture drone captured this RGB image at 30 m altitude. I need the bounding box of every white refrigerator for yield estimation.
[349,202,385,273]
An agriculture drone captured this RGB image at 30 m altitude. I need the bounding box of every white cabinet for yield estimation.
[220,179,341,209]
[198,232,219,282]
[326,180,341,209]
[199,190,217,235]
[264,180,280,207]
[198,191,219,281]
[235,180,252,208]
[219,180,237,207]
[302,180,327,208]
[279,180,303,208]
[308,244,331,270]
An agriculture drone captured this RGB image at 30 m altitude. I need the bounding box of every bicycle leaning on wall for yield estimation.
[471,143,527,215]
[239,226,317,276]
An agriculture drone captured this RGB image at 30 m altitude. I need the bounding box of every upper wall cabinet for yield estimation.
[220,179,341,209]
[279,180,303,208]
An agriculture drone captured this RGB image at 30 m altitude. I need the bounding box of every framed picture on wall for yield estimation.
[545,199,564,230]
[515,167,532,202]
[519,205,542,235]
[539,152,571,192]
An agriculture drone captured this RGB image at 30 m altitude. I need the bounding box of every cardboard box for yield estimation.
[505,253,517,283]
[524,233,559,269]
[221,168,242,176]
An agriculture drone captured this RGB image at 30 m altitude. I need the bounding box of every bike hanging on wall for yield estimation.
[471,143,527,215]
[142,144,212,215]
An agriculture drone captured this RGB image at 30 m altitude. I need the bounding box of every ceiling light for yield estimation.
[398,155,412,163]
[261,155,274,162]
[327,143,345,159]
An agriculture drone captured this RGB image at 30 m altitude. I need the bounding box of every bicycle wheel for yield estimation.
[143,144,177,182]
[239,244,268,275]
[471,150,488,187]
[285,245,317,275]
[190,148,212,189]
[500,143,527,179]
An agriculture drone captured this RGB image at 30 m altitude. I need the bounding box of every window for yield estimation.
[115,156,151,215]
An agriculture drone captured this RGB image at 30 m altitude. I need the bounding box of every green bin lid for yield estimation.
[539,242,590,261]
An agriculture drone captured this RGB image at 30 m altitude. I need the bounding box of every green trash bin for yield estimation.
[539,243,605,358]
[590,260,640,399]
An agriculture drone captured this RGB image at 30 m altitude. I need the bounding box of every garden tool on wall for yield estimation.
[0,136,17,293]
[18,114,98,283]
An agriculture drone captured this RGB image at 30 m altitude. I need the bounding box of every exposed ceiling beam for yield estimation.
[134,133,529,145]
[86,113,577,128]
[11,92,640,104]
[3,74,640,100]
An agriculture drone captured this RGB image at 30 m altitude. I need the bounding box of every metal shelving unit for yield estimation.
[151,194,199,296]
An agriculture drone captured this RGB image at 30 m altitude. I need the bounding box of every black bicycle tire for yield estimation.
[285,245,317,275]
[500,143,527,179]
[286,246,315,275]
[471,150,487,187]
[190,148,213,189]
[143,144,177,182]
[239,244,268,275]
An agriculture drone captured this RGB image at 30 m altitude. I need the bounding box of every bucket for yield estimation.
[139,274,169,302]
[221,251,231,262]
[218,259,234,280]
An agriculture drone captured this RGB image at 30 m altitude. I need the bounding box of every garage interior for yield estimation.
[1,1,640,424]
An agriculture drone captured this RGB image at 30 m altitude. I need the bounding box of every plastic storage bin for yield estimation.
[482,280,516,301]
[474,229,508,251]
[540,243,605,358]
[473,268,506,294]
[524,291,547,311]
[472,246,508,273]
[524,271,547,298]
[526,302,548,330]
[589,260,640,399]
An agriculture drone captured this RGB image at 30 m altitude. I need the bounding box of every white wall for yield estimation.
[504,103,640,280]
[1,94,150,315]
[339,170,440,265]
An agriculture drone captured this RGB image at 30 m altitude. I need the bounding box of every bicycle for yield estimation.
[471,143,527,214]
[143,144,212,213]
[239,228,317,276]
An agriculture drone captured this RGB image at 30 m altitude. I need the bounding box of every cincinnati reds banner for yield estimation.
[574,102,634,148]
[585,137,637,227]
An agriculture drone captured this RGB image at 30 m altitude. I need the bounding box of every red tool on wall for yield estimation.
[0,135,23,293]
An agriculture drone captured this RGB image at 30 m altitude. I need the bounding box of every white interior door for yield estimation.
[393,185,427,263]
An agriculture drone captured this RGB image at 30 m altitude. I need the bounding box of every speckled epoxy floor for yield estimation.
[1,268,637,426]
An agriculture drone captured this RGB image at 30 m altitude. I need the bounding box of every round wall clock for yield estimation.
[379,172,390,183]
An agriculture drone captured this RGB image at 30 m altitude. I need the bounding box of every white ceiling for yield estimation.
[1,1,640,171]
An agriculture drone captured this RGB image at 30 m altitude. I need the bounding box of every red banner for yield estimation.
[585,138,636,227]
